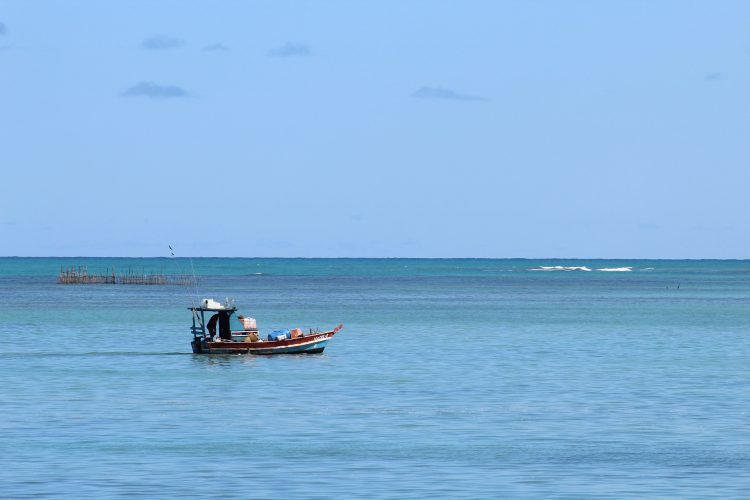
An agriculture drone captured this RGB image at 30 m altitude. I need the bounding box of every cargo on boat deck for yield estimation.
[268,329,290,341]
[290,328,302,339]
[238,316,257,330]
[243,332,259,342]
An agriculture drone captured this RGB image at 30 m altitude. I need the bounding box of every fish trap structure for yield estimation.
[58,266,193,286]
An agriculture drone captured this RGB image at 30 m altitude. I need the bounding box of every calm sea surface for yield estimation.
[0,258,748,498]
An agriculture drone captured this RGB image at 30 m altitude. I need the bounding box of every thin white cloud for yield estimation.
[142,35,184,50]
[203,43,229,52]
[413,86,488,102]
[121,81,188,100]
[269,42,311,58]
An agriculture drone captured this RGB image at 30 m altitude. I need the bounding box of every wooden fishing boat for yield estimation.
[189,299,343,355]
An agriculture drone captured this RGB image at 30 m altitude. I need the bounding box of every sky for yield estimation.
[1,0,749,258]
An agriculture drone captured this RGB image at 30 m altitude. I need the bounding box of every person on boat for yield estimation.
[207,311,232,341]
[218,311,232,340]
[207,313,219,338]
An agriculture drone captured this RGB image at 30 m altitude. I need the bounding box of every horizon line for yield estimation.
[1,256,749,261]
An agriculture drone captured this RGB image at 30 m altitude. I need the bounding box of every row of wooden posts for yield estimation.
[58,266,193,285]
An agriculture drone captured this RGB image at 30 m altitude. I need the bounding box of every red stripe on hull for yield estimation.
[206,330,337,351]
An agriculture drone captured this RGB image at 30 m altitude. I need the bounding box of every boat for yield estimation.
[189,298,343,355]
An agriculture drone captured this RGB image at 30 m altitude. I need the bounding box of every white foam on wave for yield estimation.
[530,266,592,272]
[597,267,632,272]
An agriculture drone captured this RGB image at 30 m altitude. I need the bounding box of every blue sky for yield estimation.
[1,1,749,258]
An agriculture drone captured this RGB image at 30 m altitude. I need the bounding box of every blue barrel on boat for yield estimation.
[268,329,290,341]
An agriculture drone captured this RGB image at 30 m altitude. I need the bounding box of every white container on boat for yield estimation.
[202,298,223,309]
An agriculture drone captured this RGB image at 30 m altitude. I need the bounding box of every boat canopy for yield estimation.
[188,298,237,341]
[188,298,236,313]
[187,305,237,313]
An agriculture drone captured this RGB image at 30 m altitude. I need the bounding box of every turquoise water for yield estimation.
[1,258,748,498]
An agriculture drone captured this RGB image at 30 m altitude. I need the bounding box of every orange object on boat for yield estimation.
[290,328,302,339]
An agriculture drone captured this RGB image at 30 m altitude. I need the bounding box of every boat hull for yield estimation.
[192,327,341,355]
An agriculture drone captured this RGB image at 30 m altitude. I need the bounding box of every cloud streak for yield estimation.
[142,35,184,50]
[203,43,228,52]
[412,86,488,102]
[269,42,311,58]
[121,82,188,100]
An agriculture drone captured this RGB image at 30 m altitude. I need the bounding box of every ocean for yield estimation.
[0,258,748,498]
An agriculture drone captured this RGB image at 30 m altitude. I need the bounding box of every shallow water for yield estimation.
[1,258,748,498]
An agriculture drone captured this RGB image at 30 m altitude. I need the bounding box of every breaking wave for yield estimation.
[529,266,636,272]
[530,266,592,272]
